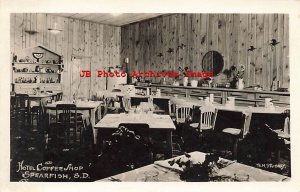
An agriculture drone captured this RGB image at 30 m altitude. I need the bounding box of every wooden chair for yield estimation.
[175,105,192,149]
[13,94,31,129]
[10,95,17,128]
[131,97,149,107]
[213,109,247,160]
[54,104,85,149]
[30,100,47,132]
[176,105,192,124]
[189,106,215,132]
[168,100,177,121]
[48,93,63,104]
[153,98,169,114]
[248,111,290,163]
[104,96,124,114]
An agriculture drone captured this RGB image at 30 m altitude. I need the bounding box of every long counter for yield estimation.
[135,84,290,107]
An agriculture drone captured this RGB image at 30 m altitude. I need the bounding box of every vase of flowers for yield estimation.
[229,64,245,89]
[183,77,189,86]
[236,78,244,90]
[177,66,189,86]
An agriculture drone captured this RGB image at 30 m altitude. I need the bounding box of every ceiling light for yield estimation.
[48,22,62,34]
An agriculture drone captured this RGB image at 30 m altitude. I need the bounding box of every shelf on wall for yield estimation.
[12,45,63,93]
[13,72,61,75]
[13,83,61,85]
[13,62,62,65]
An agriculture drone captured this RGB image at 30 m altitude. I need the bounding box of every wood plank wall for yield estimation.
[121,14,289,90]
[10,13,121,99]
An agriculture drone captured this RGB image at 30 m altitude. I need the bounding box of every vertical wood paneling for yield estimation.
[248,14,256,86]
[169,15,177,72]
[10,14,15,54]
[282,15,289,88]
[121,13,289,90]
[199,14,208,68]
[187,14,194,71]
[193,14,201,74]
[36,13,45,45]
[61,17,69,99]
[66,19,74,99]
[226,14,234,71]
[133,23,139,75]
[255,14,264,87]
[215,14,227,83]
[232,14,239,67]
[14,14,23,53]
[25,13,31,48]
[29,13,37,47]
[11,13,121,99]
[156,16,163,82]
[277,14,284,86]
[239,14,248,85]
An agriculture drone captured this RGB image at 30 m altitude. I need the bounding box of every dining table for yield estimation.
[98,151,290,182]
[94,113,176,157]
[11,91,63,106]
[45,100,104,144]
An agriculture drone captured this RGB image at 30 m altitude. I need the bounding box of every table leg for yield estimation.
[90,109,98,145]
[243,113,252,137]
[166,131,173,158]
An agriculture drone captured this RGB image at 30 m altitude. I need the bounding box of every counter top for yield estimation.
[145,84,290,95]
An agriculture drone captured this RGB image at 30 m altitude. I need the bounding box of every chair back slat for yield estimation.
[176,105,192,124]
[56,104,77,124]
[14,94,30,109]
[199,106,215,131]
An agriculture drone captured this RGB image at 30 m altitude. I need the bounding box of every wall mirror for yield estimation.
[202,51,224,76]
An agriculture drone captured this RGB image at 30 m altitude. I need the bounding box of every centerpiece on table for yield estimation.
[167,153,221,181]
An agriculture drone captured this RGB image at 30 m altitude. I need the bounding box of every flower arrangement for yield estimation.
[227,64,245,88]
[231,64,245,81]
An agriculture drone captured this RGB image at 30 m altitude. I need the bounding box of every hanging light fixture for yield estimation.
[48,22,62,34]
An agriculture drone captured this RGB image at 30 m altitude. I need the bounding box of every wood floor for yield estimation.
[10,120,291,181]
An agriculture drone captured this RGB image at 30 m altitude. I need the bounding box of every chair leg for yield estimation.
[233,138,238,160]
[276,150,281,164]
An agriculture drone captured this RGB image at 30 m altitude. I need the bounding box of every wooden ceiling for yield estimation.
[51,13,166,26]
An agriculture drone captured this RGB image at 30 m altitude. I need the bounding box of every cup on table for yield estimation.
[264,98,272,108]
[227,97,235,107]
